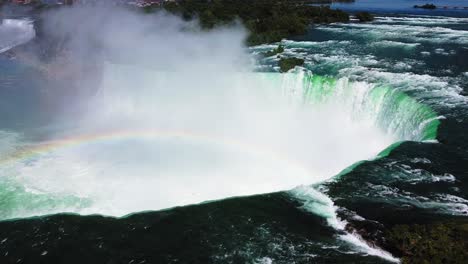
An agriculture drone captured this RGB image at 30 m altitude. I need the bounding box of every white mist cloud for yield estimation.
[41,5,250,72]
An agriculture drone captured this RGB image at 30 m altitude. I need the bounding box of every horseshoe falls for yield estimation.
[0,63,440,221]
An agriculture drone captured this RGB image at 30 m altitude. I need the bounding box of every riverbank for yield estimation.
[161,0,350,45]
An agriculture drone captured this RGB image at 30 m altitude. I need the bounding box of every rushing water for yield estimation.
[251,13,468,216]
[0,6,467,264]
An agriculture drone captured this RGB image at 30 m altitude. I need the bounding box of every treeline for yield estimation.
[159,0,349,45]
[414,4,436,9]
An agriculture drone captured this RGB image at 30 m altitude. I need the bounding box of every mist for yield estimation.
[0,5,396,218]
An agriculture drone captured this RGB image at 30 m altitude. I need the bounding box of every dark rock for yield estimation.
[355,12,374,22]
[279,57,304,72]
[414,4,437,10]
[263,44,285,57]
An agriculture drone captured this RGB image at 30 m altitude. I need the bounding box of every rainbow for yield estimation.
[0,129,312,176]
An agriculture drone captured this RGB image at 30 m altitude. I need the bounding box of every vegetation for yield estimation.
[385,221,468,264]
[263,44,284,57]
[414,4,436,9]
[162,0,349,45]
[355,11,374,22]
[279,57,304,72]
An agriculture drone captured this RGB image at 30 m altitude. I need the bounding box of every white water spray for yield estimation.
[1,65,397,218]
[0,19,35,53]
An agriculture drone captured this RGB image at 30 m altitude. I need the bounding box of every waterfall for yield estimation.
[0,64,439,222]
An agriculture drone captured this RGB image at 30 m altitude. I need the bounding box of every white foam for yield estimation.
[425,194,468,215]
[432,174,456,183]
[291,185,400,263]
[338,66,466,104]
[339,233,400,263]
[434,48,449,55]
[400,166,456,184]
[410,157,431,164]
[372,40,420,49]
[282,39,351,48]
[376,16,468,25]
[367,182,468,216]
[290,185,342,228]
[254,257,273,264]
[317,22,468,44]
